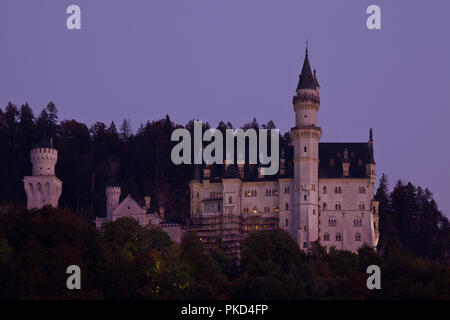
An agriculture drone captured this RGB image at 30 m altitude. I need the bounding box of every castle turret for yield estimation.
[291,45,322,250]
[106,179,121,221]
[366,128,376,186]
[24,138,62,209]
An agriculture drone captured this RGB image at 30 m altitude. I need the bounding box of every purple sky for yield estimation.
[1,1,450,217]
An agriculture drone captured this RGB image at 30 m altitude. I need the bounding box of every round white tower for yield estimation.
[30,138,58,176]
[291,45,322,250]
[24,138,62,210]
[106,179,121,221]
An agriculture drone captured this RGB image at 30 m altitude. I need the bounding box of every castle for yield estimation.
[23,47,380,262]
[189,47,379,261]
[23,139,183,243]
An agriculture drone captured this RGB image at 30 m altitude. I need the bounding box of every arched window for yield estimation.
[359,202,365,211]
[29,183,34,194]
[323,202,327,210]
[323,186,327,194]
[285,203,289,210]
[324,233,330,241]
[355,233,361,241]
[228,196,233,204]
[353,218,362,227]
[335,202,341,210]
[328,217,337,227]
[304,194,307,201]
[253,206,258,214]
[336,233,342,241]
[37,182,42,193]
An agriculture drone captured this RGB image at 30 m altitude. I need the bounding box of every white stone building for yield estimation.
[189,47,379,257]
[94,180,184,243]
[94,180,161,228]
[23,139,62,210]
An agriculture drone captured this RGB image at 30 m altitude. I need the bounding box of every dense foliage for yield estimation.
[1,101,449,299]
[0,101,284,223]
[0,207,449,299]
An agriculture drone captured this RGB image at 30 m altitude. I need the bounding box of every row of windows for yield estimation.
[246,206,280,214]
[323,233,362,242]
[242,224,273,231]
[28,182,60,194]
[321,185,366,194]
[209,192,222,199]
[327,217,363,227]
[244,190,257,197]
[320,202,366,211]
[265,189,279,197]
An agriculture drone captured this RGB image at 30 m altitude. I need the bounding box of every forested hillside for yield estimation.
[1,101,449,268]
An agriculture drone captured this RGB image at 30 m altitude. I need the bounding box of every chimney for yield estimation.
[280,158,286,176]
[203,166,211,179]
[159,207,165,220]
[144,196,151,210]
[258,167,264,179]
[342,148,350,177]
[224,159,232,170]
[238,163,244,179]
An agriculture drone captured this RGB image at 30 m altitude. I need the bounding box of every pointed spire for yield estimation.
[297,44,316,90]
[193,164,201,181]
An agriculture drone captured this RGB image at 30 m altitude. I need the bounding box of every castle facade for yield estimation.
[189,48,379,261]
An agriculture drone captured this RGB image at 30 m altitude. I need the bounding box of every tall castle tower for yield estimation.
[291,46,322,250]
[23,139,62,210]
[106,179,121,221]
